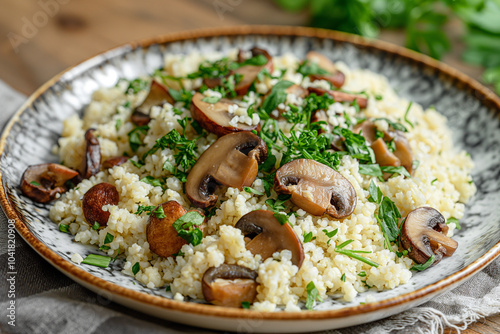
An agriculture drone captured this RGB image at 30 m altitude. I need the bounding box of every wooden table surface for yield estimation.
[0,0,498,332]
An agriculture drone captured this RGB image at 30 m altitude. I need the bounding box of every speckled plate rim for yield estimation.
[1,25,500,324]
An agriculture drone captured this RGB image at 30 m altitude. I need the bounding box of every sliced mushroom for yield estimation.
[82,182,119,228]
[275,159,357,219]
[102,156,130,170]
[235,210,304,268]
[308,87,368,109]
[354,120,413,176]
[233,47,274,96]
[146,200,205,258]
[401,207,458,265]
[81,128,101,179]
[20,163,79,203]
[305,51,345,88]
[131,80,174,126]
[190,92,259,136]
[185,132,268,208]
[202,264,258,308]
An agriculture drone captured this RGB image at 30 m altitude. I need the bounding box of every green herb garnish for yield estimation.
[128,125,149,152]
[305,281,322,310]
[367,179,383,204]
[140,176,163,188]
[202,96,221,104]
[59,224,69,233]
[303,232,315,243]
[273,213,289,226]
[173,211,204,246]
[82,254,111,268]
[92,222,100,230]
[447,217,461,230]
[132,262,140,275]
[335,239,380,267]
[241,301,251,309]
[244,187,264,196]
[411,255,435,271]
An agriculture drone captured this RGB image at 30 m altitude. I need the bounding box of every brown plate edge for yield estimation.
[1,25,500,321]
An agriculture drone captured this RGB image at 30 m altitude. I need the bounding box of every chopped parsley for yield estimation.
[142,130,198,175]
[202,96,221,104]
[244,186,264,196]
[30,181,41,186]
[336,128,375,164]
[135,205,156,215]
[103,232,114,244]
[132,262,141,275]
[378,196,401,243]
[296,60,329,76]
[380,166,411,178]
[82,254,111,268]
[99,233,115,251]
[115,119,122,131]
[447,217,461,230]
[140,176,163,188]
[367,180,383,204]
[128,125,149,152]
[173,211,204,246]
[412,160,420,171]
[169,88,194,107]
[239,54,268,67]
[303,231,315,243]
[125,78,149,94]
[305,281,322,310]
[411,256,435,271]
[261,80,294,114]
[323,228,338,238]
[273,212,289,226]
[58,224,69,233]
[335,240,380,267]
[92,222,100,230]
[130,159,144,168]
[241,301,251,309]
[404,102,414,129]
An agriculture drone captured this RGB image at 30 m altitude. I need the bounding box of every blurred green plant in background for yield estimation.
[274,0,500,94]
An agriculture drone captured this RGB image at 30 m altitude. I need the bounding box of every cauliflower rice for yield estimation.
[49,49,476,311]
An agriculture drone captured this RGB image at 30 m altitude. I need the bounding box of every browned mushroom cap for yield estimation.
[305,51,345,88]
[190,92,259,137]
[354,120,413,177]
[102,156,130,170]
[392,131,413,175]
[131,80,174,126]
[401,207,458,265]
[233,47,274,96]
[185,132,268,208]
[20,163,79,203]
[275,159,357,219]
[202,264,258,308]
[147,201,205,258]
[308,87,368,109]
[81,129,101,179]
[82,183,119,227]
[235,210,304,268]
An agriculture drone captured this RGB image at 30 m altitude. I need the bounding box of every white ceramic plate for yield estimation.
[1,26,500,332]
